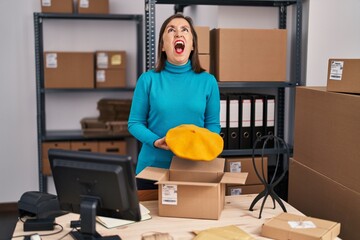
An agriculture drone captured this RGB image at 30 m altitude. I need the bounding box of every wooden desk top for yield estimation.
[11,194,320,240]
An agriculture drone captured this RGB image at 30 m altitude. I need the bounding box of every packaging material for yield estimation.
[78,0,109,14]
[42,142,70,176]
[194,26,210,54]
[288,159,359,240]
[96,69,126,88]
[70,141,98,152]
[261,212,340,240]
[293,87,360,192]
[327,59,360,94]
[226,184,264,196]
[210,28,287,82]
[199,54,210,72]
[44,52,94,89]
[98,141,126,154]
[97,98,132,122]
[136,156,248,219]
[225,157,267,185]
[96,51,126,69]
[41,0,74,13]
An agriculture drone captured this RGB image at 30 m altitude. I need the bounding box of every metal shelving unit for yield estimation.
[144,0,302,157]
[33,12,143,192]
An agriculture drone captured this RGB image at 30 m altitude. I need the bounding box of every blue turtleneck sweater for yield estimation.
[128,60,220,174]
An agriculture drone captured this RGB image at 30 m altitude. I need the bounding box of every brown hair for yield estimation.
[155,14,205,73]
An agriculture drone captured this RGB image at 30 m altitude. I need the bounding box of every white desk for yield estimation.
[12,194,336,240]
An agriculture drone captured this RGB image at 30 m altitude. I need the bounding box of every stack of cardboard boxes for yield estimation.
[289,59,360,239]
[40,0,109,14]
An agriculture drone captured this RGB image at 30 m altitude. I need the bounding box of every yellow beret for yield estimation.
[165,124,224,161]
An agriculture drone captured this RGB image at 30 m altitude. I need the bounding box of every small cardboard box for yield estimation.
[78,0,109,14]
[226,184,264,196]
[41,0,74,13]
[96,51,126,69]
[327,58,360,94]
[98,141,127,154]
[44,52,94,89]
[70,141,98,152]
[96,69,126,88]
[194,26,210,54]
[262,212,340,240]
[137,156,248,220]
[210,28,287,82]
[199,54,210,72]
[42,142,71,176]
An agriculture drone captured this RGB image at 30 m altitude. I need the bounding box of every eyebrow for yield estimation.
[166,24,190,29]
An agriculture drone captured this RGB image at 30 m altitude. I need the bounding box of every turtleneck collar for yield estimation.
[164,60,192,74]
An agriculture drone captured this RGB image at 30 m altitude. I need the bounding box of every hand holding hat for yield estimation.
[165,124,224,161]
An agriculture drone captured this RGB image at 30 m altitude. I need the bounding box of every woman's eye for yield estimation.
[167,28,175,33]
[182,28,189,32]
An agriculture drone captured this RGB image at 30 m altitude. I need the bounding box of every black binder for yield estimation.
[239,95,252,149]
[250,94,265,148]
[220,93,228,149]
[227,94,240,149]
[263,94,276,148]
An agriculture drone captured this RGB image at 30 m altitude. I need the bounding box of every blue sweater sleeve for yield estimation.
[204,74,221,134]
[128,73,159,147]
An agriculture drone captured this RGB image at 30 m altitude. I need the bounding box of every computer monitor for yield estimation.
[49,149,141,240]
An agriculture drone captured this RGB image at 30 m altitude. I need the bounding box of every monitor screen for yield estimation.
[49,149,141,239]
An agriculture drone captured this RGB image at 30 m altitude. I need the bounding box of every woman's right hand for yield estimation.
[154,137,170,150]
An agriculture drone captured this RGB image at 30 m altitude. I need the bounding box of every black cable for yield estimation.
[11,221,64,239]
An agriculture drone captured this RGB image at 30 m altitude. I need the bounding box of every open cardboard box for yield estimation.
[137,156,248,220]
[262,212,340,240]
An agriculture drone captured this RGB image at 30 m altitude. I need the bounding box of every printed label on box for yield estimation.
[230,188,242,195]
[230,162,241,173]
[96,70,106,82]
[111,55,122,66]
[162,184,177,205]
[46,53,57,68]
[330,60,344,80]
[79,0,90,8]
[42,0,51,7]
[97,53,109,68]
[288,221,316,229]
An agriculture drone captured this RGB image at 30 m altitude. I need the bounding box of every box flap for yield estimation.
[136,167,168,181]
[170,156,225,173]
[220,172,248,184]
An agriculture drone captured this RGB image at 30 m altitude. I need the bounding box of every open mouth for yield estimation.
[174,40,185,54]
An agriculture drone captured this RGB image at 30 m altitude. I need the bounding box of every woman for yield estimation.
[128,14,220,189]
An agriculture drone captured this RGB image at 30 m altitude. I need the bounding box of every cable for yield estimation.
[11,222,64,239]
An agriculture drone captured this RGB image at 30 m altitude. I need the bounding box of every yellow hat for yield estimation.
[165,124,224,161]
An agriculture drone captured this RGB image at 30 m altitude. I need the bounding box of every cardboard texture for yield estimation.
[42,142,71,176]
[41,0,74,13]
[78,0,109,14]
[293,87,360,192]
[210,28,287,82]
[98,141,126,154]
[96,51,126,69]
[44,52,94,88]
[327,59,360,94]
[199,54,210,72]
[288,159,359,240]
[96,69,126,88]
[262,212,340,240]
[70,141,98,152]
[225,157,268,185]
[136,156,248,219]
[226,184,264,196]
[194,26,210,54]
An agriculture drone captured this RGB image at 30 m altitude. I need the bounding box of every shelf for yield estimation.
[35,12,143,21]
[41,87,135,93]
[218,81,295,89]
[221,147,293,157]
[43,130,131,141]
[154,0,297,7]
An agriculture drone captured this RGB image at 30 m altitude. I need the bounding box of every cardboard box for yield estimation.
[137,156,248,219]
[96,51,126,69]
[70,141,98,152]
[78,0,109,14]
[225,157,268,185]
[44,52,94,89]
[226,184,264,196]
[42,142,71,176]
[98,141,126,154]
[262,212,340,240]
[293,87,360,192]
[199,54,210,72]
[210,28,287,82]
[41,0,74,13]
[327,59,360,94]
[194,26,210,54]
[96,69,126,88]
[288,159,359,240]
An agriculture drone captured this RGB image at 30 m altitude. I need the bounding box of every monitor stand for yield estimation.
[70,197,121,240]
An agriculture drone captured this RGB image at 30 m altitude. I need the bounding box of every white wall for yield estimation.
[0,0,359,203]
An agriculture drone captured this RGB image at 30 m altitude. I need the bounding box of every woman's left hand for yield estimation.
[154,137,170,150]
